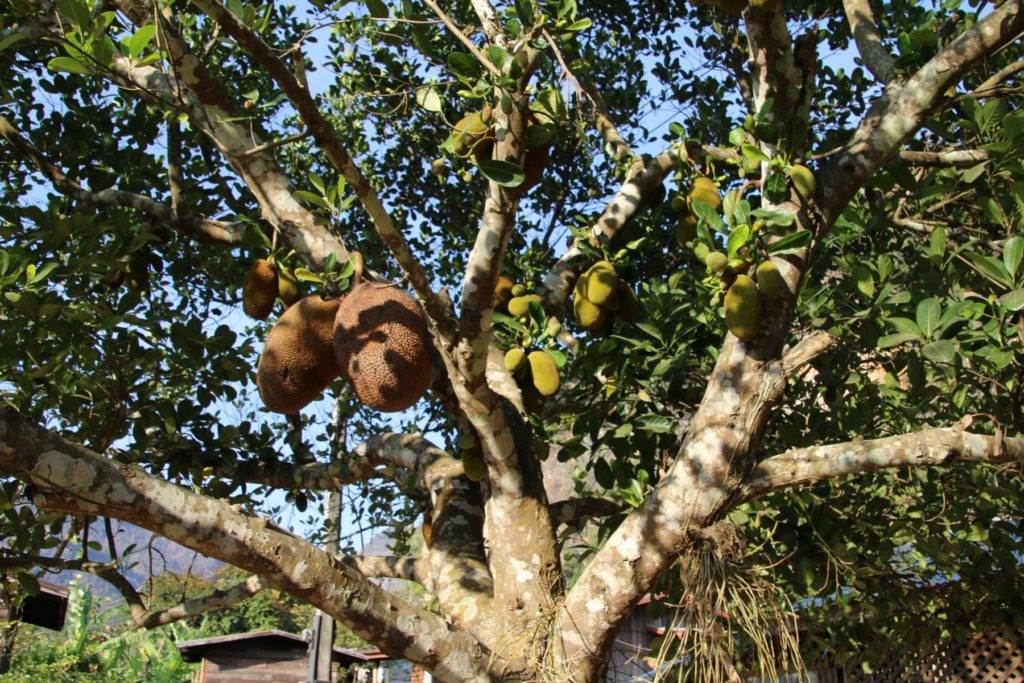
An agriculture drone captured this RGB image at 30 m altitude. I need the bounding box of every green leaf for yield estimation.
[475,159,525,187]
[877,332,917,349]
[852,263,875,298]
[887,316,921,337]
[921,339,956,364]
[638,415,673,433]
[447,52,482,81]
[915,297,941,338]
[125,24,156,58]
[365,0,388,18]
[752,207,795,227]
[415,86,442,112]
[513,0,536,25]
[726,224,751,260]
[0,30,29,54]
[544,347,567,369]
[293,268,325,284]
[526,123,555,149]
[633,321,663,343]
[766,229,810,255]
[485,45,509,69]
[1003,236,1023,280]
[691,199,723,232]
[294,190,331,209]
[564,18,592,31]
[999,289,1024,311]
[57,0,91,30]
[964,252,1012,289]
[47,56,91,75]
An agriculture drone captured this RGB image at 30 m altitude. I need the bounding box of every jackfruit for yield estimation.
[462,447,485,482]
[705,251,728,274]
[724,274,762,341]
[583,262,619,309]
[332,282,433,412]
[511,284,527,297]
[493,276,514,310]
[693,241,710,263]
[243,259,278,320]
[689,177,721,211]
[257,294,342,413]
[573,282,608,332]
[755,261,787,299]
[528,350,560,396]
[504,347,526,371]
[670,195,686,213]
[676,214,698,247]
[544,318,562,338]
[790,164,816,197]
[508,294,541,318]
[277,266,300,307]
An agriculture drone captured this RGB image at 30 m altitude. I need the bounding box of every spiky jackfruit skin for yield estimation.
[332,283,432,412]
[705,251,728,274]
[528,351,560,396]
[755,261,787,299]
[688,177,722,211]
[583,263,619,309]
[493,276,514,310]
[504,347,526,371]
[243,259,277,320]
[790,164,816,197]
[676,214,698,247]
[257,295,341,413]
[508,294,541,318]
[277,267,300,307]
[724,274,762,341]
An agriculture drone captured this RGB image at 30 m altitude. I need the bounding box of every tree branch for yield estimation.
[973,58,1024,96]
[0,409,497,682]
[0,115,241,245]
[343,555,430,585]
[745,428,1024,499]
[898,149,990,166]
[843,0,896,83]
[422,0,502,78]
[189,0,456,339]
[550,497,627,525]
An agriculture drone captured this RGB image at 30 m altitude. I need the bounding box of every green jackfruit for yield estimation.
[689,177,721,211]
[583,263,619,309]
[504,347,526,371]
[277,266,300,307]
[462,447,485,481]
[693,241,711,263]
[528,350,560,396]
[724,274,762,341]
[755,261,787,299]
[544,318,562,338]
[705,251,728,274]
[573,279,608,331]
[790,164,816,197]
[511,284,527,297]
[508,294,541,317]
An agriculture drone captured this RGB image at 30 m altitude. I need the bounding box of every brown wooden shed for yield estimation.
[0,580,69,631]
[176,629,383,682]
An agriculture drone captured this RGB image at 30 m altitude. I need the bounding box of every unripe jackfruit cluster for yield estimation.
[254,263,433,414]
[572,260,639,334]
[243,258,302,320]
[673,176,722,248]
[711,257,789,341]
[505,345,561,399]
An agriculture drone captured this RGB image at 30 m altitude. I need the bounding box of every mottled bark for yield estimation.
[745,428,1024,499]
[0,410,499,682]
[842,0,896,83]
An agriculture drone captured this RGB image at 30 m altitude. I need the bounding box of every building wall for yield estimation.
[199,647,340,682]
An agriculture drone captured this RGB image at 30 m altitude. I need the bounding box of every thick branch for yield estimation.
[0,409,496,682]
[745,428,1024,499]
[843,0,896,82]
[0,116,241,245]
[190,0,455,338]
[136,575,266,629]
[343,555,430,585]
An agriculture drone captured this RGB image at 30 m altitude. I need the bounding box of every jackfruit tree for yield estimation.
[1,0,1023,680]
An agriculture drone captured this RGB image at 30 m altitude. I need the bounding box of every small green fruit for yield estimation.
[511,284,527,296]
[790,164,816,197]
[508,294,541,317]
[705,251,728,274]
[755,261,787,299]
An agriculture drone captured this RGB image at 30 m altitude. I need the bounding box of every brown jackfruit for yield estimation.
[244,259,278,320]
[676,214,698,247]
[332,282,432,412]
[517,144,550,196]
[724,274,762,341]
[528,350,560,396]
[493,276,514,310]
[257,294,341,413]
